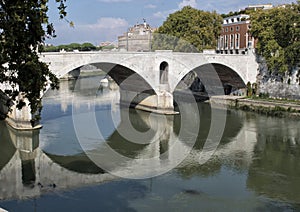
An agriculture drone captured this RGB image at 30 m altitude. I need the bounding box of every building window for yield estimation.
[225,28,228,32]
[221,36,224,49]
[225,35,228,49]
[230,34,234,49]
[236,34,240,49]
[236,26,240,31]
[248,41,252,48]
[230,27,233,32]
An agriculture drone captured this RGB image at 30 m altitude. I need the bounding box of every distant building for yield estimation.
[118,20,156,52]
[99,41,115,47]
[216,14,256,54]
[245,4,273,11]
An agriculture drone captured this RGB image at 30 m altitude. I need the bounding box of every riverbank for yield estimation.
[210,95,300,118]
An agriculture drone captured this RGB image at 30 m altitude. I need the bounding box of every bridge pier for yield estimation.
[0,87,41,130]
[6,98,42,130]
[6,123,40,188]
[119,89,177,115]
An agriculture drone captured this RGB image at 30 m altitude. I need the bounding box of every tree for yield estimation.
[152,6,222,52]
[250,1,300,73]
[80,42,96,51]
[0,0,68,124]
[42,42,98,52]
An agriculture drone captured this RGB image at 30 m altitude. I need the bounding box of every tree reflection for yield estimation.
[247,116,300,203]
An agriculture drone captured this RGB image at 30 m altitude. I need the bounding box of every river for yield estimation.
[0,75,299,211]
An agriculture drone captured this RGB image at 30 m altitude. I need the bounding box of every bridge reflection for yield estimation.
[3,74,300,205]
[0,103,254,201]
[247,116,300,204]
[2,101,299,205]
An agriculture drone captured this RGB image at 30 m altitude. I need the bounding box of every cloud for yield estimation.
[153,9,176,19]
[178,0,197,9]
[194,0,295,14]
[153,0,197,21]
[84,17,128,29]
[98,0,132,2]
[145,4,157,9]
[48,17,129,45]
[153,0,198,20]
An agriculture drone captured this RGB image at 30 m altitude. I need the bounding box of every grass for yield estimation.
[246,95,300,105]
[236,103,299,118]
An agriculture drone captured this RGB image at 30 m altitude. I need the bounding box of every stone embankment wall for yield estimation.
[256,56,300,100]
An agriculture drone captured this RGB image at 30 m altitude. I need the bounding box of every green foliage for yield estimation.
[258,92,269,99]
[246,82,252,97]
[250,1,300,74]
[81,42,97,51]
[237,104,298,117]
[0,0,67,123]
[43,43,97,52]
[152,6,222,52]
[221,10,250,18]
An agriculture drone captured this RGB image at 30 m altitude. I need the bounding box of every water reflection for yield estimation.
[247,115,300,204]
[0,121,117,201]
[0,77,299,211]
[0,104,245,201]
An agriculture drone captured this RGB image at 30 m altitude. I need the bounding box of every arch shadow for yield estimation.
[56,62,157,109]
[174,63,247,101]
[91,63,155,94]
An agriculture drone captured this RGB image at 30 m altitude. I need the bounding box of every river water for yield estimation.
[0,75,300,211]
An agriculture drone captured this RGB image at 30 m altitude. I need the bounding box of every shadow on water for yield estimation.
[104,108,152,158]
[174,102,244,150]
[44,108,155,173]
[45,153,105,174]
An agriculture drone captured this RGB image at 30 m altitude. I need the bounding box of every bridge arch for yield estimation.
[90,62,156,95]
[210,63,247,94]
[171,62,247,96]
[55,62,155,94]
[42,53,157,94]
[43,57,159,110]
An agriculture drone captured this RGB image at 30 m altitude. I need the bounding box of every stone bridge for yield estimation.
[3,50,259,129]
[41,50,258,92]
[40,50,258,109]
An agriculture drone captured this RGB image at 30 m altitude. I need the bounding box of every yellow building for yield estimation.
[118,20,156,52]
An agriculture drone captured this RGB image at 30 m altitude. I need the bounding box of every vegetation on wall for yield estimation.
[0,0,68,124]
[152,6,222,52]
[250,1,300,74]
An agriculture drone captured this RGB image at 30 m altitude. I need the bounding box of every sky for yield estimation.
[46,0,296,46]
